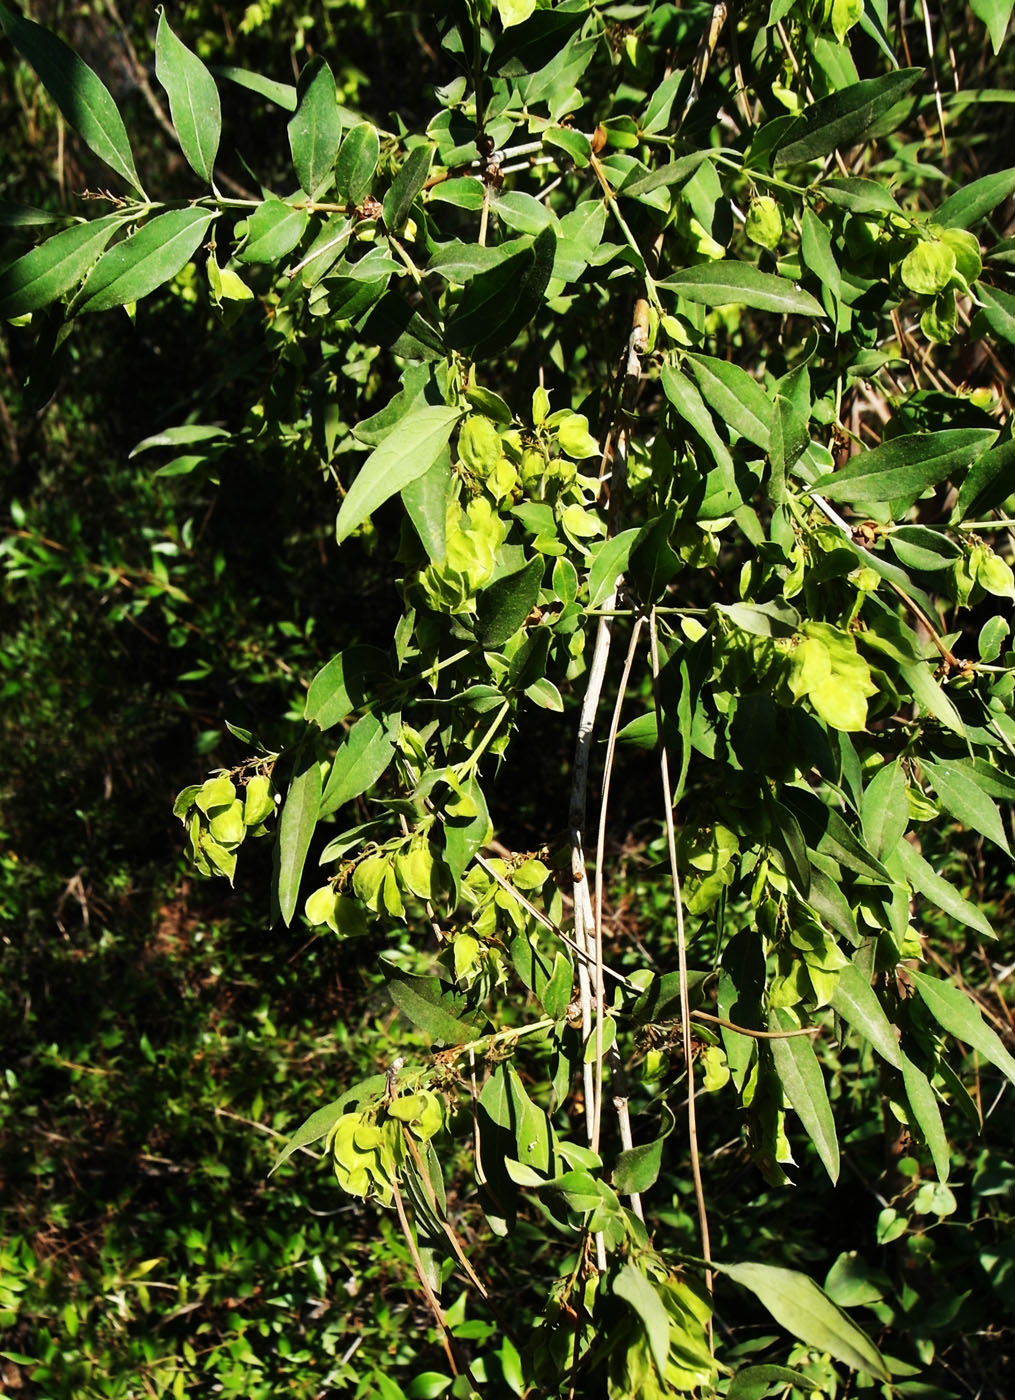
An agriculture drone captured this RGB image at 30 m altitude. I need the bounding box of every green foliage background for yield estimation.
[2,0,1015,1397]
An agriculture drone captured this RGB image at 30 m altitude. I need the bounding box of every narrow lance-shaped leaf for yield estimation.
[288,57,342,198]
[0,213,128,319]
[77,208,216,314]
[908,969,1015,1087]
[769,1008,839,1183]
[155,8,221,184]
[383,143,434,234]
[210,63,297,110]
[335,405,461,545]
[831,961,902,1069]
[446,226,557,357]
[935,169,1015,228]
[810,429,997,509]
[0,1,144,195]
[900,1051,951,1184]
[319,712,398,818]
[658,261,825,317]
[274,752,323,927]
[388,978,483,1046]
[773,68,922,166]
[685,353,771,451]
[716,1261,890,1379]
[922,758,1011,854]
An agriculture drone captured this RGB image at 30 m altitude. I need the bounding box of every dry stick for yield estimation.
[920,0,949,157]
[648,610,713,1307]
[389,1173,476,1383]
[591,616,646,1224]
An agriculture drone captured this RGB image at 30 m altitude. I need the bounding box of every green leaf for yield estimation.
[210,63,297,110]
[275,753,323,927]
[819,177,901,214]
[443,776,490,882]
[800,205,842,301]
[446,225,556,357]
[894,839,995,939]
[155,8,221,185]
[0,213,127,319]
[900,1051,950,1183]
[496,0,538,29]
[130,424,228,457]
[269,1074,387,1174]
[970,0,1014,53]
[773,68,922,166]
[952,436,1015,522]
[662,366,734,479]
[383,143,434,233]
[728,1366,818,1400]
[0,200,66,228]
[78,208,215,314]
[810,429,996,509]
[717,1262,889,1379]
[304,645,389,731]
[977,283,1015,345]
[336,405,460,545]
[658,261,825,317]
[685,353,771,451]
[769,1008,839,1183]
[860,758,908,861]
[936,169,1015,227]
[288,57,342,198]
[402,447,451,562]
[388,977,483,1046]
[613,1122,668,1196]
[319,712,398,818]
[0,2,144,195]
[587,528,640,609]
[335,122,380,205]
[237,195,309,263]
[908,969,1015,1087]
[831,962,901,1069]
[476,556,544,648]
[922,757,1011,854]
[618,150,713,200]
[614,1264,671,1378]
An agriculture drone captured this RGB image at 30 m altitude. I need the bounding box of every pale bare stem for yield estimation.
[591,615,644,1166]
[678,2,729,130]
[921,0,948,156]
[649,610,713,1306]
[479,181,491,248]
[389,1173,475,1382]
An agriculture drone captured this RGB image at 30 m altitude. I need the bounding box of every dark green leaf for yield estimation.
[78,208,215,313]
[288,57,342,198]
[952,435,1015,522]
[237,196,309,263]
[811,429,996,509]
[335,122,380,205]
[477,556,544,648]
[783,788,891,884]
[613,1127,666,1195]
[773,69,922,166]
[336,405,460,544]
[304,645,389,732]
[728,1366,817,1400]
[800,205,842,300]
[155,8,221,185]
[319,712,398,818]
[617,150,712,199]
[0,213,127,319]
[831,962,901,1068]
[975,282,1015,343]
[402,447,451,562]
[717,1262,889,1379]
[936,169,1015,228]
[685,353,771,451]
[662,366,734,479]
[769,1008,839,1183]
[922,758,1010,853]
[443,776,490,882]
[445,225,556,357]
[900,1051,950,1183]
[0,200,65,227]
[389,977,483,1046]
[275,753,322,927]
[908,969,1015,1086]
[0,1,144,194]
[895,839,995,939]
[658,261,825,316]
[383,143,434,233]
[819,178,901,214]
